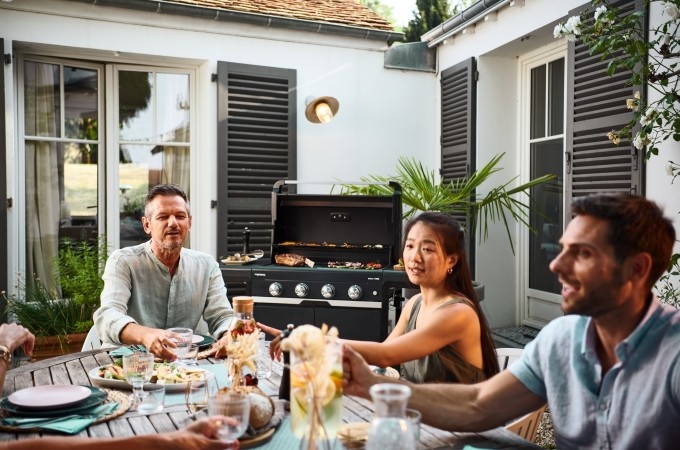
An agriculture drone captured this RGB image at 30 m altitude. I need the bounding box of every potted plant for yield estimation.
[4,236,108,360]
[336,152,556,254]
[336,153,556,301]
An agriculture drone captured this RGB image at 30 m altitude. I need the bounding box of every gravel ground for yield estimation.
[533,407,556,449]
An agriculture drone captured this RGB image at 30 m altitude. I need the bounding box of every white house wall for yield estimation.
[475,55,520,327]
[437,0,679,326]
[645,1,680,273]
[1,0,437,262]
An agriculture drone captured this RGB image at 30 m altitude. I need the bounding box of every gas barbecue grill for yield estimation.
[220,180,415,342]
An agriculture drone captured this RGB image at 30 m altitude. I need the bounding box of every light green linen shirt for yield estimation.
[94,240,233,345]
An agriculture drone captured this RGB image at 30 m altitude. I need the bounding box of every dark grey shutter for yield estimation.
[565,0,644,215]
[216,62,296,296]
[440,57,476,276]
[1,39,7,321]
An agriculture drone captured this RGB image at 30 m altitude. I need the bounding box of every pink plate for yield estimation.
[8,385,91,410]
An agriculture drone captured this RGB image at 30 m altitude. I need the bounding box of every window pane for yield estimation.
[548,59,564,136]
[156,73,190,143]
[24,61,60,138]
[119,71,153,142]
[530,65,546,139]
[64,67,99,141]
[119,144,190,248]
[529,139,563,294]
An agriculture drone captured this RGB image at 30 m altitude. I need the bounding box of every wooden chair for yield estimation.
[496,347,547,443]
[81,326,102,351]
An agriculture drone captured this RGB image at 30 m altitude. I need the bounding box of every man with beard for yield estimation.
[343,193,680,450]
[94,184,233,360]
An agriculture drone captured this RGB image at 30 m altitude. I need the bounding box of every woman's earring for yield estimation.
[447,267,453,274]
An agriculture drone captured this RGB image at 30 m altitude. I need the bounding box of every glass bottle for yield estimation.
[226,296,259,388]
[366,383,415,450]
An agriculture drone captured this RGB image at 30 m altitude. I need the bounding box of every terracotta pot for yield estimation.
[31,333,88,361]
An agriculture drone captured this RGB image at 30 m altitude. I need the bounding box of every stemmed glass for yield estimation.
[123,352,155,411]
[207,392,250,447]
[185,372,219,417]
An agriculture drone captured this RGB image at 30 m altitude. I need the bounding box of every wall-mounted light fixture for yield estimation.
[305,95,339,124]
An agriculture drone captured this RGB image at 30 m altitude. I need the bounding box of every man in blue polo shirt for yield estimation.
[343,193,680,450]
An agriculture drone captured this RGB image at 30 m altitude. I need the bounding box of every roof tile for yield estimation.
[166,0,395,31]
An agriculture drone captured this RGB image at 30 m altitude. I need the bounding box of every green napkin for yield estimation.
[109,345,147,356]
[3,402,118,434]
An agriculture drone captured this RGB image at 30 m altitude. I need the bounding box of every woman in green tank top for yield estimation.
[345,212,500,383]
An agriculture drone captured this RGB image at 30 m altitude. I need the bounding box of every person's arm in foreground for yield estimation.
[0,323,35,392]
[343,344,545,431]
[5,416,230,450]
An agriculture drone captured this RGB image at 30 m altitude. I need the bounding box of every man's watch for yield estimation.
[0,345,12,365]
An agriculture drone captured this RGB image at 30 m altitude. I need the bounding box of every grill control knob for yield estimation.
[295,283,309,298]
[348,285,362,300]
[268,282,283,297]
[321,284,336,299]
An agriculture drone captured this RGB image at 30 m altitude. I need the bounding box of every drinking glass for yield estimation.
[167,327,193,358]
[257,332,272,379]
[123,352,155,411]
[185,372,219,416]
[207,392,251,446]
[180,344,200,365]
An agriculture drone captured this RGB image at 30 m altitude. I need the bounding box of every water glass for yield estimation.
[138,383,165,414]
[180,344,200,365]
[167,327,193,358]
[186,372,219,415]
[257,332,272,379]
[122,352,155,411]
[207,392,250,445]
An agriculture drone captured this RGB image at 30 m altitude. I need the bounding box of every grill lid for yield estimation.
[270,181,402,267]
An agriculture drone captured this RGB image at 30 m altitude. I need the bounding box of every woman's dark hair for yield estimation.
[402,211,500,378]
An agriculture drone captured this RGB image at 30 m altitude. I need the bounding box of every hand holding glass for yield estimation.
[207,393,250,445]
[167,327,193,358]
[123,352,155,411]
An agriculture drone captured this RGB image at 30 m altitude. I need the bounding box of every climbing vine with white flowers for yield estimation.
[556,0,680,307]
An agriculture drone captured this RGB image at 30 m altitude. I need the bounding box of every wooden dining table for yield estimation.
[1,349,541,449]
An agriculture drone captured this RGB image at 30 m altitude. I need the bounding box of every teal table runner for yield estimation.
[163,363,229,406]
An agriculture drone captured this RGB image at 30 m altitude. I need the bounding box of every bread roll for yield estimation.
[248,391,274,429]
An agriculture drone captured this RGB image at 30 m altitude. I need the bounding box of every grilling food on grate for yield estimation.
[275,253,305,266]
[327,261,382,269]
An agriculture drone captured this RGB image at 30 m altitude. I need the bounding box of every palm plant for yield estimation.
[336,153,556,253]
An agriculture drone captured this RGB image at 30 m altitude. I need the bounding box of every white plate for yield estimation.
[192,334,205,344]
[221,257,257,265]
[88,366,206,392]
[8,385,91,410]
[369,365,400,379]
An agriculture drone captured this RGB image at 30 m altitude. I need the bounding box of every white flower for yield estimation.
[633,132,650,150]
[663,2,680,20]
[664,34,672,45]
[565,16,582,35]
[594,5,611,23]
[667,164,675,176]
[553,24,563,39]
[640,106,658,127]
[634,91,641,100]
